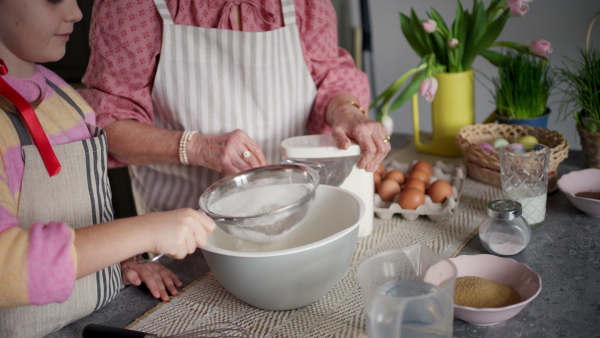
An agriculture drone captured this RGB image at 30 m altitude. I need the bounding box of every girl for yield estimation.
[0,0,215,337]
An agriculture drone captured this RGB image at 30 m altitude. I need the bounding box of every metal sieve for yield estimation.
[198,163,320,244]
[133,164,320,264]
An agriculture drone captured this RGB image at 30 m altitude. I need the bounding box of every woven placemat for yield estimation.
[127,145,502,337]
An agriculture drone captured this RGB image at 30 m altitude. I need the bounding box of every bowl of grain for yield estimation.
[448,254,542,326]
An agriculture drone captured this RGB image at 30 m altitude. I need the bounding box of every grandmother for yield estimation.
[80,0,390,215]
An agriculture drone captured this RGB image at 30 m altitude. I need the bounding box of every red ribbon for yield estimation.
[0,60,61,176]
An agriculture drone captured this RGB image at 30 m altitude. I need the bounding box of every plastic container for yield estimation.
[478,200,531,256]
[280,134,374,237]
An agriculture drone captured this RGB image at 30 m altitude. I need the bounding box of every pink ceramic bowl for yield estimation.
[557,168,600,218]
[449,254,542,326]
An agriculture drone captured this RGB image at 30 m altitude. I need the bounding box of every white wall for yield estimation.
[366,0,600,150]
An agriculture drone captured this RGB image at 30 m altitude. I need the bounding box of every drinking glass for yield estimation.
[357,243,457,338]
[499,142,549,230]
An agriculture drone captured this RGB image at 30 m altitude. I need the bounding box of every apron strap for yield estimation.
[281,0,296,26]
[45,79,86,119]
[6,111,33,146]
[152,0,174,26]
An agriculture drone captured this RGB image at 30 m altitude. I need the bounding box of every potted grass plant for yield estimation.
[556,47,600,168]
[491,50,555,127]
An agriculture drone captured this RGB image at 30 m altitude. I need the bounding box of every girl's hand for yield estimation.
[329,103,391,172]
[121,258,181,301]
[141,208,216,259]
[187,129,268,174]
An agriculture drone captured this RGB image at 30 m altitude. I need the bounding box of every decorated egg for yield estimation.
[493,138,509,149]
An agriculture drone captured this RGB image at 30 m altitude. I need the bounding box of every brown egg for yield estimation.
[384,170,405,184]
[427,179,453,203]
[404,178,426,193]
[398,187,425,210]
[378,179,401,201]
[412,161,434,176]
[407,169,431,186]
[377,164,387,176]
[374,172,381,187]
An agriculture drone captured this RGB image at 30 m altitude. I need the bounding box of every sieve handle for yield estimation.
[82,324,157,338]
[133,252,164,264]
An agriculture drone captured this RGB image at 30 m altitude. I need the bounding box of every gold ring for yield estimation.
[242,150,251,158]
[383,135,391,143]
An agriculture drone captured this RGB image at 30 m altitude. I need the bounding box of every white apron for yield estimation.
[130,0,318,213]
[0,80,121,338]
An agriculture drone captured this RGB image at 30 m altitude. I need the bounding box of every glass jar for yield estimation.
[478,200,531,256]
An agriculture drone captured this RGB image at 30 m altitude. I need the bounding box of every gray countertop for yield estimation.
[47,136,599,338]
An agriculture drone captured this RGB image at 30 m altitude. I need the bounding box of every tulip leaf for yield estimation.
[390,71,427,111]
[410,9,435,54]
[400,12,428,57]
[428,8,449,36]
[480,49,507,68]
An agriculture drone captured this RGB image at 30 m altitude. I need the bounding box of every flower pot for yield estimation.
[578,125,600,168]
[412,69,475,156]
[494,109,550,128]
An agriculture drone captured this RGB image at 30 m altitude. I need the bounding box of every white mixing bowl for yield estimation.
[200,185,365,310]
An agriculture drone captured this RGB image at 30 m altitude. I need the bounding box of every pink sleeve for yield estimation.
[0,212,76,307]
[27,222,77,305]
[296,0,371,135]
[79,0,162,130]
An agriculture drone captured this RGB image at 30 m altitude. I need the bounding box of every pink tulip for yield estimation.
[505,0,529,17]
[422,20,437,34]
[381,115,394,136]
[419,77,438,103]
[448,38,459,48]
[529,39,553,56]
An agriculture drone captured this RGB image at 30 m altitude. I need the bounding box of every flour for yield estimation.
[481,232,527,256]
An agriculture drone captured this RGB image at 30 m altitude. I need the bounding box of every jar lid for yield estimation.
[487,200,522,220]
[280,134,361,159]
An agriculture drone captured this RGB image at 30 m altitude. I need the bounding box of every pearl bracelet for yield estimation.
[178,130,197,165]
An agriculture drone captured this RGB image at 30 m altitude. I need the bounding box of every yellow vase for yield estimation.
[412,69,475,156]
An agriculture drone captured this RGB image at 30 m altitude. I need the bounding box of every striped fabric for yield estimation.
[0,84,121,338]
[130,0,317,214]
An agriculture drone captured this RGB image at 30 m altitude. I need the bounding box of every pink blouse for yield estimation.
[79,0,370,151]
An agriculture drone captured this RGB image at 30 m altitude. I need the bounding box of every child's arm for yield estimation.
[73,209,215,279]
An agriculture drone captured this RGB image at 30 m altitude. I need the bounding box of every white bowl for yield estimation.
[557,168,600,218]
[448,254,542,326]
[201,185,365,310]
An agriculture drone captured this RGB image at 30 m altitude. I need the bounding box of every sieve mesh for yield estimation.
[199,164,319,243]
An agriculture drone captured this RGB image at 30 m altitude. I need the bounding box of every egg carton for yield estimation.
[374,160,466,222]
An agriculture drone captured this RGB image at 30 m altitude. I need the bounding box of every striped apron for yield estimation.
[0,80,121,338]
[130,0,318,214]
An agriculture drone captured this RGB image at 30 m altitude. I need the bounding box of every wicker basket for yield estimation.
[578,126,600,168]
[455,124,569,191]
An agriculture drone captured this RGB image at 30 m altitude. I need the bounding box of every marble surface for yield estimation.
[46,135,599,338]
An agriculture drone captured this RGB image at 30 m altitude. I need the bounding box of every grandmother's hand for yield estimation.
[328,101,391,172]
[187,129,268,174]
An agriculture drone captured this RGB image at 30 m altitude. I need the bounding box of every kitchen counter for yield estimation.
[46,134,599,338]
